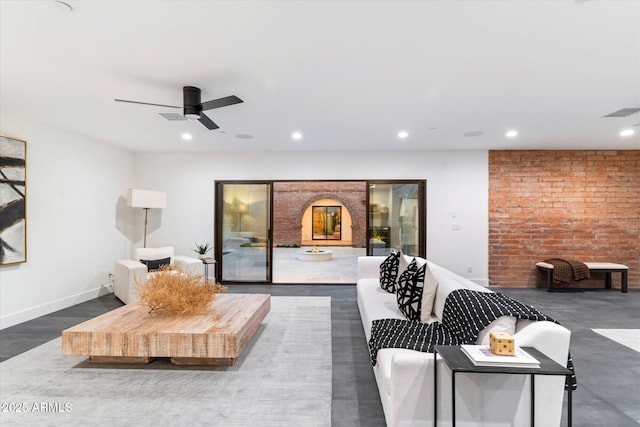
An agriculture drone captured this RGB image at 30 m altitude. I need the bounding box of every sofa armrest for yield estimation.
[514,320,571,426]
[391,350,433,404]
[514,320,571,365]
[174,255,203,275]
[113,259,147,304]
[357,256,386,280]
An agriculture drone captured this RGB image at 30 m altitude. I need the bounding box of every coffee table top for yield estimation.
[62,293,271,362]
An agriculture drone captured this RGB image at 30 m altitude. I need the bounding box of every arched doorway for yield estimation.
[272,183,366,248]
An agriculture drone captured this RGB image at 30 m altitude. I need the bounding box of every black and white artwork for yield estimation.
[0,135,26,265]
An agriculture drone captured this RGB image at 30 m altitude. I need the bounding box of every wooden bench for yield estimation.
[536,262,628,293]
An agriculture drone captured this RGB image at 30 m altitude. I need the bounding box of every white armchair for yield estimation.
[113,246,202,304]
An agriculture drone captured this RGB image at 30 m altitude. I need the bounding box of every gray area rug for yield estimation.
[592,328,640,353]
[0,296,332,427]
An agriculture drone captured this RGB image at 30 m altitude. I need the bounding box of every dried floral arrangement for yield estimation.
[136,266,226,315]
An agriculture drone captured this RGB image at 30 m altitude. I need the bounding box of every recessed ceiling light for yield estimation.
[397,131,409,139]
[506,130,518,138]
[620,129,635,137]
[291,132,302,140]
[181,133,192,141]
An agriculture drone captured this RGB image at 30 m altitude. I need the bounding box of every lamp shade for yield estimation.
[126,189,167,209]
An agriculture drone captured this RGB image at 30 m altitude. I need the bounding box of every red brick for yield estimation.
[489,150,639,289]
[272,181,367,247]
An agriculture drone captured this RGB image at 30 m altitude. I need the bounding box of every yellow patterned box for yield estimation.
[489,331,514,355]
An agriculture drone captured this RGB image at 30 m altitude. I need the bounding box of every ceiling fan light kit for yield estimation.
[183,86,203,120]
[115,85,243,131]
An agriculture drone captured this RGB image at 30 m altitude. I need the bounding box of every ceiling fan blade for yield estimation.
[200,95,243,111]
[198,113,219,130]
[114,99,181,109]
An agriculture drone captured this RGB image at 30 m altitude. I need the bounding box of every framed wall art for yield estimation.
[0,135,27,265]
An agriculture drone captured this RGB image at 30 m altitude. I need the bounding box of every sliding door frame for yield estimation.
[365,179,426,258]
[214,179,426,284]
[214,181,273,284]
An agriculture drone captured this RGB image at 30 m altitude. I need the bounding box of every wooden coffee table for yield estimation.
[62,294,270,365]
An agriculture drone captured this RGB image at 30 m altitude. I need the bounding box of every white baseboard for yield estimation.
[471,278,489,287]
[0,286,113,330]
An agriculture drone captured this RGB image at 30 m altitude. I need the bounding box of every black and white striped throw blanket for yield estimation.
[368,289,577,390]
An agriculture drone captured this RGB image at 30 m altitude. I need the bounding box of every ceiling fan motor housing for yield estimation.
[183,86,202,119]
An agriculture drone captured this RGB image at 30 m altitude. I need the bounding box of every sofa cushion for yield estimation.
[140,257,171,272]
[379,251,400,293]
[396,260,425,320]
[419,262,439,323]
[430,262,492,321]
[357,279,405,341]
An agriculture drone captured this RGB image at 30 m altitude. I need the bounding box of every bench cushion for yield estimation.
[536,261,628,270]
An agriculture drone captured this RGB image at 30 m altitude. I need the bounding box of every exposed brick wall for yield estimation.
[489,150,639,289]
[273,181,367,247]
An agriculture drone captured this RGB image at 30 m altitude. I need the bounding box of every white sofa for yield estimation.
[113,246,202,304]
[357,255,571,427]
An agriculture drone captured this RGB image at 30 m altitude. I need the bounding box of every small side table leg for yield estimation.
[568,384,572,427]
[433,350,438,427]
[452,372,456,427]
[622,270,628,293]
[530,374,535,427]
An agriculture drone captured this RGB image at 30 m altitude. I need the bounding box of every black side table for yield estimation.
[201,258,216,282]
[433,345,572,427]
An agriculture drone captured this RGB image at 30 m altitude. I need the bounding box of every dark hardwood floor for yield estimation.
[1,285,638,426]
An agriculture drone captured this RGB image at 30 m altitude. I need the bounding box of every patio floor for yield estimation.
[221,246,367,284]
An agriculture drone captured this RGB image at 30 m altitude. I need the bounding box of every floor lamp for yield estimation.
[126,189,167,248]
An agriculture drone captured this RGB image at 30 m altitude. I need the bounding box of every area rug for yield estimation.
[0,296,331,427]
[592,329,640,353]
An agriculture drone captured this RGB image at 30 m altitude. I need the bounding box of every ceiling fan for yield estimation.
[115,86,243,130]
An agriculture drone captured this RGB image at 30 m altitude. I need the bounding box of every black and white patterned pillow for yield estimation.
[140,257,171,272]
[396,260,426,320]
[396,253,410,285]
[379,251,400,293]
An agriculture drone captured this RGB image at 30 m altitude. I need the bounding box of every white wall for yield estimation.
[134,150,488,284]
[0,145,488,328]
[0,119,135,329]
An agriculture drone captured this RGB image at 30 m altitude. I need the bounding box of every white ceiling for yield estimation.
[1,0,639,153]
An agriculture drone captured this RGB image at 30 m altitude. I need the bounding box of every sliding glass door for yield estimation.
[215,182,272,283]
[367,180,426,257]
[214,179,425,283]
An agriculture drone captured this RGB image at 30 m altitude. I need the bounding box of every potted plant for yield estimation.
[192,242,212,260]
